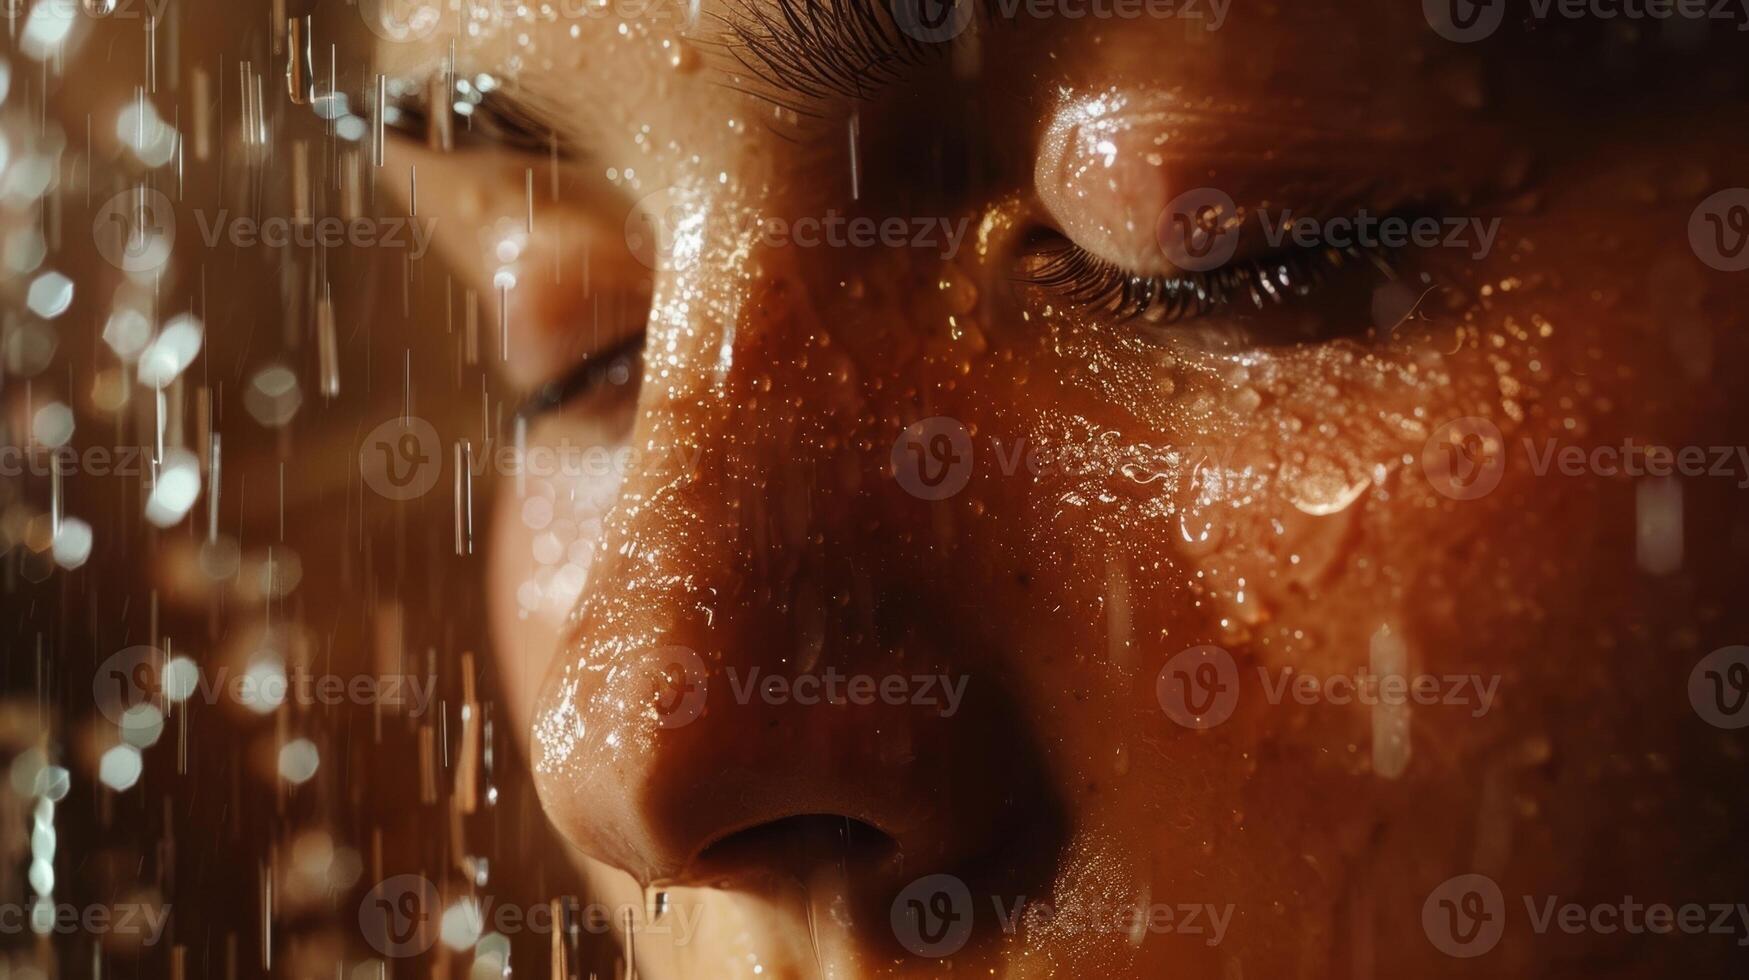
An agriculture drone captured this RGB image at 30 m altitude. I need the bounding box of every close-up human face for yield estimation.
[5,0,1749,976]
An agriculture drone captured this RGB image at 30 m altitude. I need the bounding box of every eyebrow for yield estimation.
[720,0,962,112]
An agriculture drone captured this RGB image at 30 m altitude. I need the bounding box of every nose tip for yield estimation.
[527,255,1065,937]
[530,603,1050,890]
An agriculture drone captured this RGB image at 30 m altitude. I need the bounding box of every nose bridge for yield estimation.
[532,235,894,878]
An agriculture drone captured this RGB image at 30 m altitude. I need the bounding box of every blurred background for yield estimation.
[0,1,611,975]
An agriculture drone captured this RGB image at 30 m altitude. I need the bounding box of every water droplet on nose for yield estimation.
[1176,509,1225,557]
[1288,456,1372,517]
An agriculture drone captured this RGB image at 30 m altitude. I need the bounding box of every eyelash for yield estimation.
[728,0,952,107]
[1021,232,1397,326]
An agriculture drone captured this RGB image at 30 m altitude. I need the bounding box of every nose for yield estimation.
[527,214,1060,898]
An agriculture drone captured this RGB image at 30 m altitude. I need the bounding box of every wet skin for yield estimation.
[372,2,1749,976]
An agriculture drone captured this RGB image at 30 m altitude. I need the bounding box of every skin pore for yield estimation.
[364,1,1749,976]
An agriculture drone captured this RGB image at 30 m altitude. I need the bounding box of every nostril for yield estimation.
[682,815,897,889]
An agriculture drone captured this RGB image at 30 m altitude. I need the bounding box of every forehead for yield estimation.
[364,0,1448,149]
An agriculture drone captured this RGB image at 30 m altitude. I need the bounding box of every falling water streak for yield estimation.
[153,387,166,464]
[514,415,528,499]
[1105,557,1133,669]
[49,464,61,539]
[174,108,184,197]
[550,135,560,200]
[317,285,339,397]
[341,149,362,218]
[373,73,386,167]
[408,165,417,216]
[847,112,860,201]
[526,167,534,233]
[453,443,465,555]
[622,906,636,980]
[253,64,267,147]
[207,433,221,541]
[146,7,157,92]
[1635,475,1683,576]
[805,887,825,980]
[270,0,285,53]
[238,61,253,148]
[465,289,480,365]
[284,15,311,105]
[550,898,568,980]
[426,71,452,150]
[1369,623,1411,779]
[290,139,309,223]
[499,284,509,361]
[261,865,272,970]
